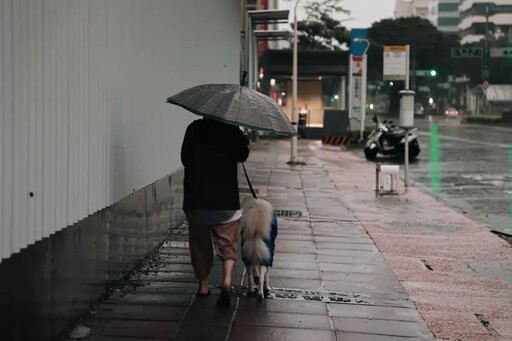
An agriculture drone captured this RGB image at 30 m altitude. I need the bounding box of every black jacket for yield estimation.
[181,119,249,210]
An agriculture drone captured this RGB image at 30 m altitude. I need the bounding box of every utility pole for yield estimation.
[288,0,306,165]
[480,4,490,116]
[404,44,411,187]
[483,4,490,80]
[411,45,417,91]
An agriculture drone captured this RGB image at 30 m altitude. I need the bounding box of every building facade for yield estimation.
[429,0,462,33]
[0,0,241,339]
[459,0,512,45]
[395,0,431,19]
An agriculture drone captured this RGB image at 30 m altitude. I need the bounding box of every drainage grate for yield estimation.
[232,287,368,304]
[274,209,303,218]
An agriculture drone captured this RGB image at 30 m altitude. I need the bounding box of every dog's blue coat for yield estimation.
[242,214,278,267]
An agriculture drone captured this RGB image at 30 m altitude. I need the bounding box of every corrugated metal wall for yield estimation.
[0,0,240,261]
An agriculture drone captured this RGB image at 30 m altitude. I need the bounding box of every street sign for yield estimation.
[451,48,483,58]
[483,48,490,72]
[351,56,363,76]
[383,46,407,81]
[350,29,368,57]
[490,47,512,58]
[349,28,369,137]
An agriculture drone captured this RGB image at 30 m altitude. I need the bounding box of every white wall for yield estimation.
[0,0,240,261]
[395,0,413,18]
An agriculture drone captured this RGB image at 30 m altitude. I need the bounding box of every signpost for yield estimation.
[383,46,408,81]
[383,45,413,187]
[490,47,512,58]
[349,29,368,138]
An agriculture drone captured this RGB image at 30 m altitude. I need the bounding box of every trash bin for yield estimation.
[399,90,415,128]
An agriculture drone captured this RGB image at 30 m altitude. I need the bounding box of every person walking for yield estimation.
[181,118,249,308]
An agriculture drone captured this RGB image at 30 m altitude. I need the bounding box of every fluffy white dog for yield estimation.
[240,198,277,302]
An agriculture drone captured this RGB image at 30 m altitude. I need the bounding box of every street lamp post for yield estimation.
[288,0,303,164]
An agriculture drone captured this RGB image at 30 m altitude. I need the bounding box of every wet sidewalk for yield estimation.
[77,139,437,340]
[314,140,512,341]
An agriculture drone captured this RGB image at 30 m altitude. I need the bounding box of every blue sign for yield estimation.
[350,28,368,57]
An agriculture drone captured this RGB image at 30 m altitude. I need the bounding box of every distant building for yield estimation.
[429,0,461,33]
[459,0,512,45]
[395,0,430,19]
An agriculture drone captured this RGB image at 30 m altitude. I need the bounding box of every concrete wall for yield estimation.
[0,169,185,340]
[0,0,240,261]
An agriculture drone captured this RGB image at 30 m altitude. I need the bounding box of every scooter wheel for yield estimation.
[364,148,378,161]
[398,140,420,161]
[409,141,420,161]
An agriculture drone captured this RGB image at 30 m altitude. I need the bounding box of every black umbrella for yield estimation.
[167,74,296,137]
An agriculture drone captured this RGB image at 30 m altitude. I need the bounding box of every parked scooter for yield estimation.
[364,116,420,161]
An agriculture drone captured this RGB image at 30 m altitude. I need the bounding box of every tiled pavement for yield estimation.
[78,140,435,341]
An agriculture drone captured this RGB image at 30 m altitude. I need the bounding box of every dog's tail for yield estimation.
[242,238,270,265]
[241,199,273,240]
[241,198,273,263]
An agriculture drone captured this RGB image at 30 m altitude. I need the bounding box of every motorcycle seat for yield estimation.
[388,128,405,136]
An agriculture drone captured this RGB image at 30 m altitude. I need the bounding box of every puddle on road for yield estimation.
[430,120,440,194]
[509,149,512,222]
[381,221,462,233]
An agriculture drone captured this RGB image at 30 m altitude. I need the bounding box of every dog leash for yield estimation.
[242,163,257,199]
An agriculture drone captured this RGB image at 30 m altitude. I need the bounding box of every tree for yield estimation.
[289,0,350,50]
[366,17,461,114]
[367,17,460,82]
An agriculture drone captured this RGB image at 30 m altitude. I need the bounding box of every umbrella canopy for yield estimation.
[167,83,296,137]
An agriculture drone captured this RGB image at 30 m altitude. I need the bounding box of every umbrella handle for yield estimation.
[241,71,247,86]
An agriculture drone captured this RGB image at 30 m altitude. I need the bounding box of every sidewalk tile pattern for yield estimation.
[81,140,435,341]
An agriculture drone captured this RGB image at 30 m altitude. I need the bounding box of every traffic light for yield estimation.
[482,47,490,78]
[483,48,490,70]
[389,81,394,86]
[429,69,437,77]
[428,97,434,106]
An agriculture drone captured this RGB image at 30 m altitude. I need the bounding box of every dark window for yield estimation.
[439,3,459,12]
[321,77,342,108]
[438,17,459,26]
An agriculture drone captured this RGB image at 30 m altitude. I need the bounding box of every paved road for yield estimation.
[408,117,512,235]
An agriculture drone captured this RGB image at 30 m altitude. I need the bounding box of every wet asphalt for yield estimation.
[363,115,512,235]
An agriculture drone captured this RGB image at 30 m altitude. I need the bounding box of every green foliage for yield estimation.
[291,0,350,50]
[464,114,503,124]
[366,17,512,85]
[366,17,462,114]
[367,17,460,82]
